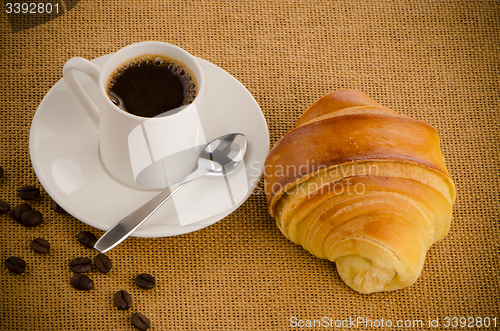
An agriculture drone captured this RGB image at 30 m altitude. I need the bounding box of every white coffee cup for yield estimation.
[63,41,207,190]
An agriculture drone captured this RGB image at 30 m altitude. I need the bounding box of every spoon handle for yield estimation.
[94,169,206,253]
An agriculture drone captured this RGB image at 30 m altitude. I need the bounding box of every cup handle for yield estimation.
[62,57,101,127]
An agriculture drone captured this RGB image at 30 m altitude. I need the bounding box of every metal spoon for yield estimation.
[108,91,127,111]
[94,133,248,253]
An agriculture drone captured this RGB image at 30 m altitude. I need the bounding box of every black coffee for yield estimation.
[107,55,197,118]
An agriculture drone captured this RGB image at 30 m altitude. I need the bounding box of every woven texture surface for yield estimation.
[1,1,499,330]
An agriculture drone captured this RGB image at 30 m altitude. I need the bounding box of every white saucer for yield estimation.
[29,55,269,237]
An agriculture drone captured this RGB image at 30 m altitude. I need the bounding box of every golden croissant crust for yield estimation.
[264,89,456,294]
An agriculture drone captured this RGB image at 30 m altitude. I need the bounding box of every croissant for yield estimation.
[264,89,456,294]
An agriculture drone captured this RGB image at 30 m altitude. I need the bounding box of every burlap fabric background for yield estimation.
[1,1,499,330]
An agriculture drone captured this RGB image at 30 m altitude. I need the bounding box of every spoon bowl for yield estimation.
[198,133,247,175]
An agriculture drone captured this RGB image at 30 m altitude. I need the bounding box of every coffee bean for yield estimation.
[0,200,11,214]
[19,209,43,227]
[113,290,132,310]
[51,200,66,213]
[131,312,151,330]
[18,186,40,200]
[5,256,26,274]
[77,231,97,249]
[135,273,156,289]
[70,257,92,273]
[94,253,112,274]
[12,203,32,220]
[30,238,50,254]
[71,274,94,290]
